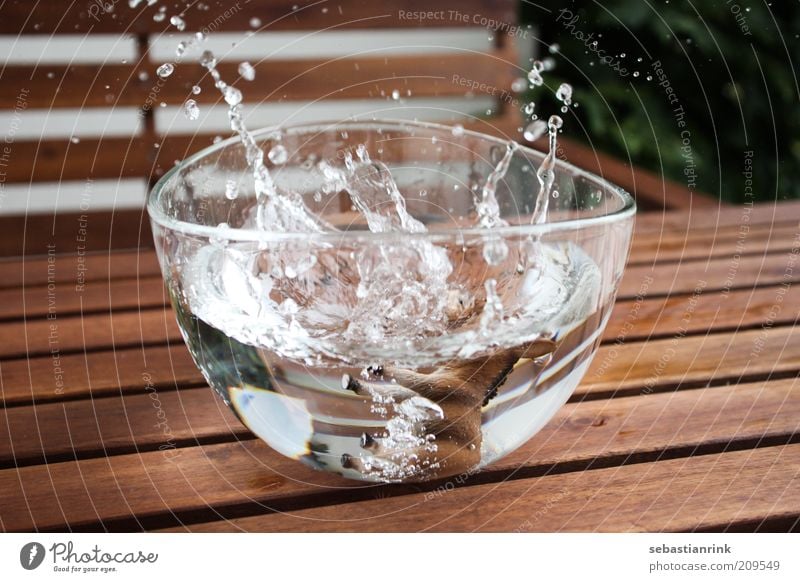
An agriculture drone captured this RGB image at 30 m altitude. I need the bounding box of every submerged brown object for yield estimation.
[342,338,557,481]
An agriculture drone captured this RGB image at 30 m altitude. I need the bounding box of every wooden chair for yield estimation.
[0,0,716,259]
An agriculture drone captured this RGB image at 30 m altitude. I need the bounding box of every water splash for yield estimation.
[476,142,517,264]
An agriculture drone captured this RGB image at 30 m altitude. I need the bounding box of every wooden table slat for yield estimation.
[174,444,800,532]
[0,377,796,532]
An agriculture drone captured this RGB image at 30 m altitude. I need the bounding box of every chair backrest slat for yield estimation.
[1,0,517,35]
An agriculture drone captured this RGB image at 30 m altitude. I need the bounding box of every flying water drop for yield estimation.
[156,63,174,78]
[238,61,255,81]
[268,144,289,165]
[170,15,186,31]
[183,99,199,120]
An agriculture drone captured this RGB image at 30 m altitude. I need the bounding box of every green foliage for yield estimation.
[520,0,800,202]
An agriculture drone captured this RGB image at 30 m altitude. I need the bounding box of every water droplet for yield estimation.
[548,115,563,131]
[555,83,572,104]
[225,179,239,200]
[153,11,165,22]
[620,52,626,58]
[523,120,548,142]
[191,85,201,95]
[183,99,199,120]
[391,89,400,100]
[170,15,186,31]
[70,136,80,144]
[195,31,206,42]
[646,75,653,81]
[175,41,187,57]
[552,190,560,199]
[224,86,242,106]
[527,68,543,87]
[138,70,149,81]
[46,72,55,79]
[200,50,216,68]
[549,43,560,54]
[451,124,464,137]
[238,61,255,81]
[524,102,536,115]
[249,17,261,28]
[268,144,289,165]
[156,63,174,78]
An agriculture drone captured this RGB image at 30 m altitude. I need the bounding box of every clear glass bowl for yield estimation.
[147,120,635,483]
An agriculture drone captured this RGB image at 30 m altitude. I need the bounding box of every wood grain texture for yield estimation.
[175,444,799,532]
[0,344,200,407]
[0,54,515,108]
[0,377,795,531]
[1,0,517,35]
[0,307,181,359]
[0,210,152,257]
[0,250,161,290]
[0,387,247,468]
[628,224,799,264]
[580,326,800,399]
[0,276,167,321]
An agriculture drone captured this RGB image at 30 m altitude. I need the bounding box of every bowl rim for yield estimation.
[147,118,636,242]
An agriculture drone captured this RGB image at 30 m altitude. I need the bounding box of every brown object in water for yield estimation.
[342,338,557,481]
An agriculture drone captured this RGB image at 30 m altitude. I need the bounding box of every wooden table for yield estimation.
[1,201,798,533]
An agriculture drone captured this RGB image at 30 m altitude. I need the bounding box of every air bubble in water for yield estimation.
[268,144,289,165]
[238,61,255,81]
[156,63,174,78]
[170,15,186,31]
[451,124,464,137]
[183,99,199,120]
[225,179,239,200]
[523,120,548,142]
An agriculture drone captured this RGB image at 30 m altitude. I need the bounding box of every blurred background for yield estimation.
[0,0,797,250]
[526,0,800,204]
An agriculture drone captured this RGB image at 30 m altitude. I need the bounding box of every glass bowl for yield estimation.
[147,119,635,483]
